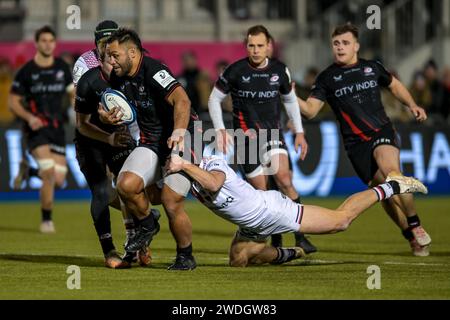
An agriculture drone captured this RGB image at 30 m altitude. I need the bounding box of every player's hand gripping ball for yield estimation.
[101,88,136,125]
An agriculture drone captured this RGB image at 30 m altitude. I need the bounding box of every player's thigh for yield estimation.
[373,144,401,176]
[299,205,347,234]
[31,144,53,160]
[118,147,160,190]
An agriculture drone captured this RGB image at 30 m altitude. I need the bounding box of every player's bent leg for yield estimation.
[371,169,430,255]
[371,169,409,230]
[229,232,305,267]
[117,172,148,218]
[373,145,426,224]
[385,171,432,253]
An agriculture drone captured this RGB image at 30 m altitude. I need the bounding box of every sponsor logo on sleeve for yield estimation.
[153,70,176,88]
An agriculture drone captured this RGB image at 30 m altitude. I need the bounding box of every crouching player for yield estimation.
[166,155,428,267]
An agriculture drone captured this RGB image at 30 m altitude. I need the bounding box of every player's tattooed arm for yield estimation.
[166,155,225,193]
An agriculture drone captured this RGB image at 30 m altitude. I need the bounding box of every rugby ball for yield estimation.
[101,88,136,124]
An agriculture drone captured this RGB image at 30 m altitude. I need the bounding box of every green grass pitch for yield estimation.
[0,198,449,300]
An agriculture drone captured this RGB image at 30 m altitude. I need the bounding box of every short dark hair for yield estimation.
[246,25,272,43]
[106,28,144,52]
[34,25,56,42]
[332,23,359,40]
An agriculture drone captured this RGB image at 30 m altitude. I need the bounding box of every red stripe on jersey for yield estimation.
[360,117,380,132]
[340,110,371,141]
[30,99,37,114]
[238,111,249,132]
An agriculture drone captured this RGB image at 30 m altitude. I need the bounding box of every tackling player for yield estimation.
[166,155,427,267]
[298,23,432,256]
[208,25,316,253]
[9,25,74,233]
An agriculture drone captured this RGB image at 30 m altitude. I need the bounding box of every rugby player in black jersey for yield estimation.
[105,28,200,270]
[9,26,74,233]
[208,25,316,253]
[75,37,162,268]
[298,23,431,256]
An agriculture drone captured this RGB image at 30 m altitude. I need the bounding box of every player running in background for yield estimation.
[298,23,432,256]
[166,154,427,267]
[208,25,316,253]
[105,28,200,270]
[9,26,74,233]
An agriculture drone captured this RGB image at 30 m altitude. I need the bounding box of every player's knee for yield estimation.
[117,173,141,199]
[334,214,352,232]
[37,159,55,181]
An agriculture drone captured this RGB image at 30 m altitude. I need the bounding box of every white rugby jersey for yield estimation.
[191,156,270,229]
[73,49,100,86]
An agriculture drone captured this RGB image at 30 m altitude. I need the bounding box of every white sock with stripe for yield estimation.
[372,182,396,201]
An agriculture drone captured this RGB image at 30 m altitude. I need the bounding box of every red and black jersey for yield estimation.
[311,59,393,146]
[215,57,292,131]
[10,58,72,129]
[110,55,198,152]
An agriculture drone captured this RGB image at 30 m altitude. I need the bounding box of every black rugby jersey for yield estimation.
[74,66,119,135]
[110,55,198,148]
[11,58,72,128]
[310,59,393,146]
[215,57,292,131]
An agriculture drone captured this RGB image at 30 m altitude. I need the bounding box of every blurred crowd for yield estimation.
[1,51,449,128]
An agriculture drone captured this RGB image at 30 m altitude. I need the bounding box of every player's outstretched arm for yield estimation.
[388,76,427,122]
[297,96,324,120]
[166,155,225,193]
